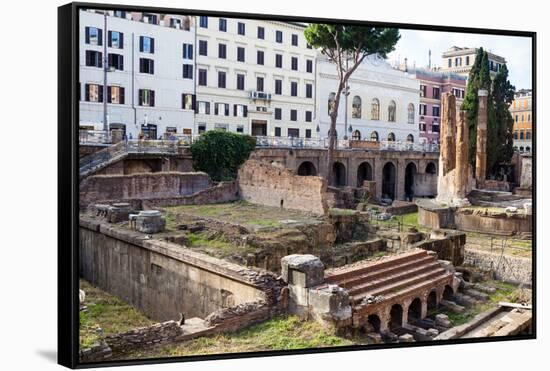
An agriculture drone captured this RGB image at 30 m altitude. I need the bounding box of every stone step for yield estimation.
[326,250,428,283]
[352,268,447,304]
[347,261,442,298]
[331,255,436,289]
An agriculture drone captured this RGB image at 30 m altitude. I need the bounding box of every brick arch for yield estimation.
[297,160,318,176]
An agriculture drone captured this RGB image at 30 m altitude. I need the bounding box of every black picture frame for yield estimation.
[58,2,536,368]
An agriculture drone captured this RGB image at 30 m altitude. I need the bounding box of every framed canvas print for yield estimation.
[58,1,536,368]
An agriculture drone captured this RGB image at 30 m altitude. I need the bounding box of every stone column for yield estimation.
[476,90,488,187]
[455,110,469,198]
[440,93,456,176]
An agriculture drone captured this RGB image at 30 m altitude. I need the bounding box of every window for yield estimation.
[388,100,396,122]
[139,36,154,53]
[256,77,264,92]
[237,125,244,133]
[219,18,227,32]
[290,82,298,97]
[170,18,182,29]
[85,83,103,102]
[328,92,336,115]
[218,43,227,59]
[407,103,415,125]
[290,109,297,121]
[291,34,298,46]
[432,87,440,99]
[291,57,298,71]
[142,13,158,24]
[276,30,283,43]
[528,114,531,121]
[288,128,299,137]
[107,86,124,104]
[371,98,380,120]
[237,22,245,35]
[138,89,154,106]
[432,106,440,117]
[215,103,230,116]
[182,94,195,110]
[199,16,208,28]
[197,101,210,114]
[257,26,265,39]
[305,111,312,122]
[406,134,414,143]
[108,31,123,48]
[182,64,193,79]
[352,96,362,118]
[139,58,154,74]
[387,132,396,141]
[306,84,313,98]
[520,131,524,140]
[198,69,207,86]
[307,43,312,49]
[448,58,452,67]
[275,54,283,68]
[466,56,470,65]
[237,47,245,62]
[352,130,361,140]
[522,114,525,122]
[526,131,531,140]
[370,131,379,142]
[432,122,440,132]
[108,53,124,70]
[419,122,426,132]
[182,43,193,59]
[218,71,226,88]
[420,85,427,97]
[513,131,518,140]
[305,129,312,138]
[274,108,282,120]
[236,74,245,90]
[274,127,281,137]
[85,50,102,68]
[114,10,126,18]
[234,104,248,117]
[306,59,313,73]
[455,57,461,67]
[257,50,264,65]
[419,104,427,116]
[199,40,208,56]
[85,27,102,46]
[198,124,206,133]
[275,79,282,95]
[515,115,518,122]
[215,123,228,131]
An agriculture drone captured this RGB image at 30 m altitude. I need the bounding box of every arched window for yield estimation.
[526,131,531,140]
[328,92,336,115]
[371,98,380,120]
[370,131,379,142]
[513,131,518,140]
[520,146,524,152]
[406,134,414,143]
[520,131,524,140]
[387,132,396,141]
[526,146,531,152]
[352,130,361,140]
[407,103,415,125]
[388,100,396,122]
[352,96,362,118]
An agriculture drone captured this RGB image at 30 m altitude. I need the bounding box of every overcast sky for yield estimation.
[387,29,532,90]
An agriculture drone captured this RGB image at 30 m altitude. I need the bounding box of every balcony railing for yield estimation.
[249,91,272,101]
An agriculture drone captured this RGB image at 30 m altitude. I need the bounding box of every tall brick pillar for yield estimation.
[476,90,488,187]
[455,110,469,198]
[440,93,456,176]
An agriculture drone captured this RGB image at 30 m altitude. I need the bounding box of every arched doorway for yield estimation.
[297,161,317,176]
[407,298,422,323]
[406,134,414,143]
[405,162,417,201]
[332,162,346,187]
[427,290,437,311]
[425,162,437,175]
[382,162,396,200]
[367,314,381,332]
[443,285,454,301]
[389,304,403,330]
[357,162,373,187]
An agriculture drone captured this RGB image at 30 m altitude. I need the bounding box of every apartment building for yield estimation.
[194,16,318,138]
[79,9,196,138]
[440,46,506,80]
[510,89,533,153]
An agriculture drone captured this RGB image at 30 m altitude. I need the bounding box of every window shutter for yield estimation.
[214,104,219,115]
[120,55,124,70]
[150,38,155,53]
[98,85,104,103]
[107,86,112,103]
[182,94,185,109]
[98,29,103,46]
[243,105,248,117]
[108,31,112,47]
[233,104,237,116]
[192,95,196,111]
[85,51,90,66]
[119,33,124,49]
[151,60,154,74]
[150,91,155,107]
[205,102,210,115]
[138,90,143,106]
[98,52,103,68]
[85,27,90,44]
[225,104,229,116]
[85,84,90,101]
[189,44,193,59]
[139,36,144,52]
[120,87,125,104]
[194,100,199,114]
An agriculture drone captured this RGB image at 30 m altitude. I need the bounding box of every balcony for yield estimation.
[249,91,272,101]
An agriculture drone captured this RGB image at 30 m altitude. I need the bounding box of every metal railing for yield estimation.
[79,130,112,144]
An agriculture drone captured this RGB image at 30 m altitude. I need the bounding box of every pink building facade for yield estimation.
[411,69,466,144]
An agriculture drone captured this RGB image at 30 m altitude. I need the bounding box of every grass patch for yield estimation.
[79,279,153,349]
[117,315,359,360]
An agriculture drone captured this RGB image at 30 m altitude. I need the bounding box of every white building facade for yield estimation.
[194,17,318,138]
[317,55,420,143]
[79,9,196,139]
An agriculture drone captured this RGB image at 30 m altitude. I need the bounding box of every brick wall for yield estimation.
[238,160,328,215]
[105,321,183,353]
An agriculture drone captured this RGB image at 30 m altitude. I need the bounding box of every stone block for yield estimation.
[435,314,452,328]
[399,333,415,342]
[135,210,166,234]
[281,254,325,288]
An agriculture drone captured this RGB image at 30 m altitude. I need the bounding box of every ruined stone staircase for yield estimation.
[79,141,128,179]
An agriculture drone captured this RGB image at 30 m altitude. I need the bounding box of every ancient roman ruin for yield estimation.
[77,89,532,362]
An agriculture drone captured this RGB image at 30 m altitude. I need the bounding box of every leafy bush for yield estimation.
[190,131,256,181]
